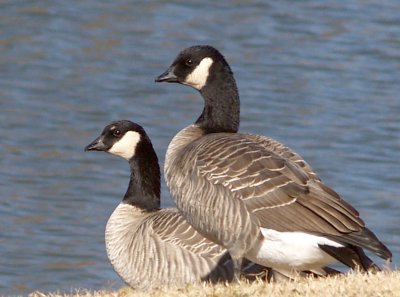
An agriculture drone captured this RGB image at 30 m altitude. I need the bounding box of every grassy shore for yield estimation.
[28,271,399,297]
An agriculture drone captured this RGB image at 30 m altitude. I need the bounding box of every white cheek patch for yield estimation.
[185,57,213,90]
[109,131,141,160]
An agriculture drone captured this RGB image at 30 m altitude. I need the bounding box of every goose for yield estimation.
[84,120,274,290]
[155,45,392,277]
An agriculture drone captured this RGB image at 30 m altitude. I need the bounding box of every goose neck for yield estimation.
[123,154,160,212]
[196,76,240,133]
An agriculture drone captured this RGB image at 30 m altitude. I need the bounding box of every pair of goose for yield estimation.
[85,45,392,290]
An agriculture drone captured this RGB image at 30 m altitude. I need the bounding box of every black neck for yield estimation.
[123,139,160,212]
[195,66,240,133]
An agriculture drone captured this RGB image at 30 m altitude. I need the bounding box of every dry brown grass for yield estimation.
[28,271,400,297]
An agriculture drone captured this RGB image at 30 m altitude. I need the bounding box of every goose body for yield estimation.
[85,120,239,290]
[155,45,392,275]
[105,204,233,289]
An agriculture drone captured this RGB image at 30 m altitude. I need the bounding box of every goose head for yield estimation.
[155,45,233,91]
[85,120,145,161]
[156,45,240,133]
[85,120,161,209]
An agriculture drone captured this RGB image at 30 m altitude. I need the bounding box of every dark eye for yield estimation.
[113,129,121,137]
[185,59,193,67]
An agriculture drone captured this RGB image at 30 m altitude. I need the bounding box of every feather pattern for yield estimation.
[164,125,390,259]
[106,204,233,290]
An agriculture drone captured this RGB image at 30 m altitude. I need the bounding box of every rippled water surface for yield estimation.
[1,1,399,295]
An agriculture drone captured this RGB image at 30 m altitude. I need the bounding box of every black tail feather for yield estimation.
[319,244,381,272]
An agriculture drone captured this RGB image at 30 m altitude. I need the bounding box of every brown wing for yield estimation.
[239,133,391,258]
[195,133,364,236]
[243,134,319,180]
[169,131,390,259]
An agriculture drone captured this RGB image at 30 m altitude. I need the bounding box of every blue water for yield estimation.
[1,1,399,295]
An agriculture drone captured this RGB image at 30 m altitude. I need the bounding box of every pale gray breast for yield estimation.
[165,124,204,173]
[105,203,233,290]
[165,129,262,257]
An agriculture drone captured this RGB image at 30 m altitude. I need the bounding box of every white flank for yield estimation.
[185,57,213,90]
[247,228,344,270]
[109,131,141,160]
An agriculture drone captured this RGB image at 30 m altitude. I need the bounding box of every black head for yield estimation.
[155,45,233,91]
[86,121,161,210]
[85,120,147,161]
